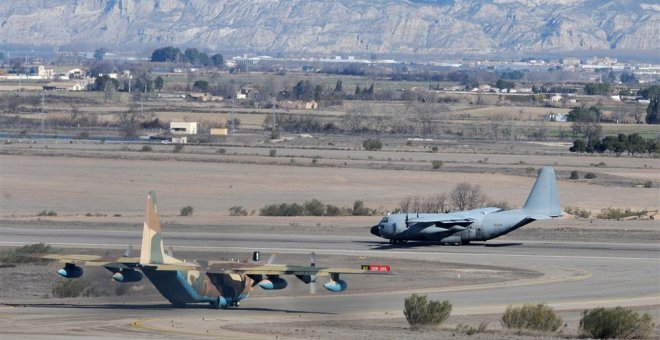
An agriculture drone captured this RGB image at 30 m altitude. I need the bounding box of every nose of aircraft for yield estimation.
[370,225,380,236]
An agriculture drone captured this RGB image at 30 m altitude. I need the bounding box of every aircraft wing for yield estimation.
[204,263,391,276]
[23,253,140,268]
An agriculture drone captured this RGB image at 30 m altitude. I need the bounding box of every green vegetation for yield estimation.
[269,148,277,157]
[579,307,654,339]
[150,46,223,68]
[403,294,452,330]
[363,138,383,151]
[500,303,563,333]
[140,145,153,152]
[229,206,248,216]
[260,199,377,216]
[596,208,649,220]
[0,243,52,264]
[180,206,194,216]
[455,322,488,336]
[584,172,597,179]
[192,80,209,92]
[432,160,443,169]
[584,82,611,95]
[643,180,653,188]
[173,144,184,153]
[564,206,591,218]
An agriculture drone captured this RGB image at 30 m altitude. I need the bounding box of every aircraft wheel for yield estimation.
[171,301,186,308]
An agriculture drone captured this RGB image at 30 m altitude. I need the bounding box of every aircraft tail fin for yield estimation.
[140,191,179,265]
[522,167,562,218]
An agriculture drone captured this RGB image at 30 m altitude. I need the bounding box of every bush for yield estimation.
[404,294,452,329]
[51,278,102,298]
[229,206,247,216]
[596,207,648,220]
[569,170,579,180]
[269,148,277,157]
[579,307,654,339]
[0,243,52,264]
[141,145,152,152]
[501,303,563,332]
[37,210,57,216]
[180,206,194,216]
[643,180,653,188]
[432,160,443,169]
[584,172,597,179]
[173,144,184,153]
[363,138,382,151]
[565,206,591,218]
[217,148,227,154]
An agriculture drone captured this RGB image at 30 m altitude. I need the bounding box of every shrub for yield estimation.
[180,206,194,216]
[570,170,579,180]
[141,145,152,152]
[37,210,57,216]
[431,146,438,152]
[501,303,563,332]
[0,243,52,264]
[363,138,382,151]
[269,148,277,157]
[173,144,184,153]
[597,208,648,220]
[432,160,443,169]
[456,322,488,336]
[228,206,247,216]
[643,180,653,188]
[404,294,452,329]
[565,206,591,218]
[51,278,102,298]
[217,148,227,154]
[579,307,654,339]
[584,172,597,179]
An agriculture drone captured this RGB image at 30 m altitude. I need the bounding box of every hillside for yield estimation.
[0,0,657,58]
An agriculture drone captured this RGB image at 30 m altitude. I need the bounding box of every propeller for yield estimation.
[267,254,277,265]
[123,245,132,257]
[309,252,317,295]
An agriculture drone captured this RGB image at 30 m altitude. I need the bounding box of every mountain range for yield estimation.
[0,0,658,59]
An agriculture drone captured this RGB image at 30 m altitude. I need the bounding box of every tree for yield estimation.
[646,95,659,124]
[584,83,611,95]
[151,46,182,62]
[638,85,660,100]
[334,80,343,92]
[93,75,119,92]
[93,48,108,61]
[568,106,602,140]
[151,47,174,63]
[619,72,636,84]
[451,183,486,210]
[192,80,209,92]
[154,76,164,91]
[569,139,587,152]
[211,53,224,68]
[9,58,24,73]
[184,48,211,67]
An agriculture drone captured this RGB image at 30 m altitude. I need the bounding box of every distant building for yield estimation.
[170,122,197,135]
[548,113,569,122]
[561,58,581,66]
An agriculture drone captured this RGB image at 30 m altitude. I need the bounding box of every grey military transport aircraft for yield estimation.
[370,167,562,245]
[29,192,390,309]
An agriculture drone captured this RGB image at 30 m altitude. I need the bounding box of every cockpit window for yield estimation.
[380,217,388,223]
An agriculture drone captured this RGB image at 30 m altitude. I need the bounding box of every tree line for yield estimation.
[150,46,224,68]
[570,133,658,156]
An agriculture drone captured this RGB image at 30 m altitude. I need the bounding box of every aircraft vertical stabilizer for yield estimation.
[522,167,562,218]
[140,191,178,265]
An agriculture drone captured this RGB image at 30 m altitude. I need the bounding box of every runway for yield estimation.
[0,227,658,338]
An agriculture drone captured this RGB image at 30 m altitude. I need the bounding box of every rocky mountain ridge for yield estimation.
[0,0,657,58]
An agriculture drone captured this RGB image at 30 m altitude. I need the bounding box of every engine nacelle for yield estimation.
[111,269,143,283]
[57,263,83,278]
[257,278,288,290]
[296,274,315,284]
[323,279,347,292]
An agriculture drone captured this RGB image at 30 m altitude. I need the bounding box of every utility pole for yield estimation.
[230,98,235,135]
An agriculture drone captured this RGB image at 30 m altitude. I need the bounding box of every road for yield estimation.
[0,227,658,338]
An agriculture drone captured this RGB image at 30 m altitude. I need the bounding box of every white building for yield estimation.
[170,122,197,135]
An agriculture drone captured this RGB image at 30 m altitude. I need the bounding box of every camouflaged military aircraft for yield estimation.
[34,192,390,309]
[370,167,562,245]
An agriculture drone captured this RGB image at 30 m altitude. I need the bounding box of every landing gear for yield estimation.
[388,239,407,245]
